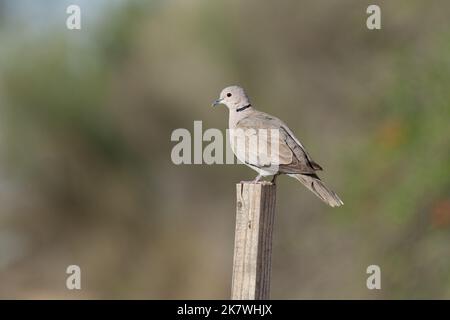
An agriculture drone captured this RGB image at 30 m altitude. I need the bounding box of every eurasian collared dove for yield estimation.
[212,85,343,207]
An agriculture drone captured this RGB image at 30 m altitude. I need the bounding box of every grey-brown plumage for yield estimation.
[213,85,343,207]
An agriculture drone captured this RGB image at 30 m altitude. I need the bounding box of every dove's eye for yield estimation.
[227,93,232,97]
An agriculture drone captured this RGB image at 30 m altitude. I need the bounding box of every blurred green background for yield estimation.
[0,0,449,299]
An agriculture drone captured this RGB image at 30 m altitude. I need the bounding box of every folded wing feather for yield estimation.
[233,112,320,174]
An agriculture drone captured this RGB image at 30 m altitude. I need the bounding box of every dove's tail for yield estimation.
[289,173,344,207]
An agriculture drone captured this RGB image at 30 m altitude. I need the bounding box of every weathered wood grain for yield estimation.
[231,182,276,300]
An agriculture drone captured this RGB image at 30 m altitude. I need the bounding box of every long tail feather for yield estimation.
[289,174,344,207]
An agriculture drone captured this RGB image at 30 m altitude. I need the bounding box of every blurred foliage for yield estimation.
[0,0,449,299]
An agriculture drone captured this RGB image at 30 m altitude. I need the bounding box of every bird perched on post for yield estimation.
[212,85,343,207]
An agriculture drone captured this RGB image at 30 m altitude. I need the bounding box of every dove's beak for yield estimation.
[212,98,223,107]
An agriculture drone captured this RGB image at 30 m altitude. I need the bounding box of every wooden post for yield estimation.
[231,182,276,300]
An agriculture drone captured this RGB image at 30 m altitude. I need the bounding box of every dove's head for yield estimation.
[212,85,251,110]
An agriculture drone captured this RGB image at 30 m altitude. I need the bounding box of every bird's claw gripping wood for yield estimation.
[253,174,262,183]
[270,174,279,184]
[239,180,274,185]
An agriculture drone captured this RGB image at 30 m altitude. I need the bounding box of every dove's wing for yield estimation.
[278,123,323,173]
[234,111,321,174]
[232,116,293,168]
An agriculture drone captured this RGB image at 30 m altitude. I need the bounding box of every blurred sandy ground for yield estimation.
[0,0,449,299]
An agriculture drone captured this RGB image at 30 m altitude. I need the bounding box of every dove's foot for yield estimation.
[240,174,263,184]
[271,173,280,184]
[239,180,275,185]
[253,174,263,183]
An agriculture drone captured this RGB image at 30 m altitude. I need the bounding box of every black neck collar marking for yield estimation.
[236,104,251,112]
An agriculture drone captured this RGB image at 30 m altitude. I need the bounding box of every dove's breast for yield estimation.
[228,125,280,176]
